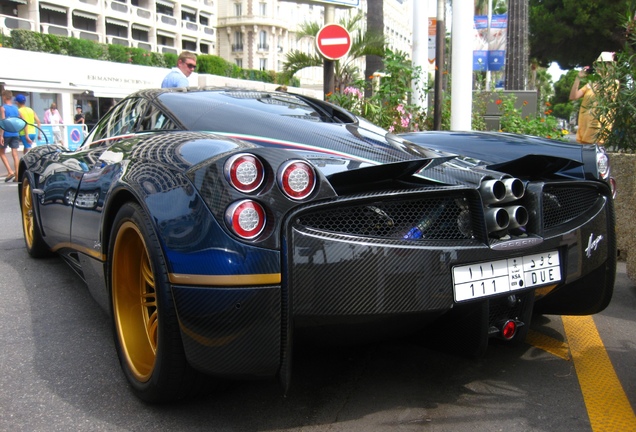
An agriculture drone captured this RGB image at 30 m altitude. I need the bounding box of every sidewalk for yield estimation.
[1,149,23,180]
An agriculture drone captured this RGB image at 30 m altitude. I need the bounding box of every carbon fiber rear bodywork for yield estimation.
[15,88,616,397]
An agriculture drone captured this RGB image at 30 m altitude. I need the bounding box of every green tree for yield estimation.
[593,10,636,151]
[283,12,385,90]
[529,0,628,68]
[549,70,579,121]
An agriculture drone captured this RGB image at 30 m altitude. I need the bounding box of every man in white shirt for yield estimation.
[161,51,197,88]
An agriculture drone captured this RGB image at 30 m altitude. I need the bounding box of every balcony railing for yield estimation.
[0,15,34,33]
[107,36,129,46]
[159,45,178,55]
[72,29,101,42]
[157,14,177,27]
[132,6,152,23]
[109,1,128,14]
[181,21,198,33]
[257,44,269,51]
[232,43,243,52]
[133,40,152,51]
[40,24,71,37]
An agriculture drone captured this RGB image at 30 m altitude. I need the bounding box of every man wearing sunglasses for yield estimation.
[161,51,197,88]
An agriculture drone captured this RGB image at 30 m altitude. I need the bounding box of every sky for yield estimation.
[547,62,567,81]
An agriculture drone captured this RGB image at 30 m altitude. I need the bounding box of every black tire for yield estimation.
[109,202,202,403]
[20,175,53,258]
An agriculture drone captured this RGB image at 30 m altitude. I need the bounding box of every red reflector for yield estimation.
[501,320,517,340]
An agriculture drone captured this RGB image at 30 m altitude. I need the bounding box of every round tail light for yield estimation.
[225,200,266,239]
[225,153,265,193]
[278,160,316,200]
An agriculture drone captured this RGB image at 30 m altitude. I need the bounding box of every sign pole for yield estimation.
[323,5,336,98]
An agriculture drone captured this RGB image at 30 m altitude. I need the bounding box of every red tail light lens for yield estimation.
[278,160,316,200]
[225,200,266,239]
[225,154,265,193]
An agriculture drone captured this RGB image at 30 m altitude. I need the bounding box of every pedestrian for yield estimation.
[0,90,23,182]
[74,105,85,125]
[15,94,42,155]
[43,102,64,145]
[569,51,618,144]
[161,51,197,88]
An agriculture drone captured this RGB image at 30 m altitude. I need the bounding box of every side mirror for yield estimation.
[0,117,27,134]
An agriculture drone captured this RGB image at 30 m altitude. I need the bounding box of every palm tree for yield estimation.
[504,0,529,90]
[283,12,385,91]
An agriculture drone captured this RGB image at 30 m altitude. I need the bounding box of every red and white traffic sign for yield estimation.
[315,24,352,60]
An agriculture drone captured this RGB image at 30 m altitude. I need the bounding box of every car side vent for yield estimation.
[542,186,602,229]
[297,194,474,240]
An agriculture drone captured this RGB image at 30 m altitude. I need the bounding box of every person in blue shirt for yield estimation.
[161,51,197,88]
[0,90,24,182]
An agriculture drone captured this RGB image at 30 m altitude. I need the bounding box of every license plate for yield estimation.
[452,250,561,302]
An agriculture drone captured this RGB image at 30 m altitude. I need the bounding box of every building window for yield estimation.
[132,26,149,42]
[236,58,243,68]
[200,42,210,54]
[72,14,96,32]
[182,40,196,51]
[157,33,175,47]
[182,10,196,22]
[259,2,266,15]
[156,2,173,16]
[106,21,128,38]
[234,2,242,16]
[232,31,243,51]
[39,6,67,26]
[199,14,209,26]
[258,30,268,50]
[259,58,267,71]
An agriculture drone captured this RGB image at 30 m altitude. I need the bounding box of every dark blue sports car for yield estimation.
[14,88,616,402]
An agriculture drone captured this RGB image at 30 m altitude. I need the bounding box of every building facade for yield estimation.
[0,0,412,141]
[1,0,217,55]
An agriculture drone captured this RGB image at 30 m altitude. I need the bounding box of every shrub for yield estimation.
[495,93,568,140]
[9,29,43,52]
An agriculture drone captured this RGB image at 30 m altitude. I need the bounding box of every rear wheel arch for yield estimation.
[108,201,204,402]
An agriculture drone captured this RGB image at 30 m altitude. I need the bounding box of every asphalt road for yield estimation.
[1,178,635,432]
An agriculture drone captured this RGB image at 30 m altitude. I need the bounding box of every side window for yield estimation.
[138,104,178,131]
[83,98,149,147]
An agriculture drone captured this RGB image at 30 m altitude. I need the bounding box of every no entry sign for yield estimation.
[315,24,352,60]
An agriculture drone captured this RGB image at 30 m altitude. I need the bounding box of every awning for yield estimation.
[1,79,83,94]
[73,10,97,20]
[105,18,128,27]
[155,0,174,8]
[156,29,175,38]
[8,0,27,5]
[131,23,149,31]
[40,3,66,14]
[181,6,196,15]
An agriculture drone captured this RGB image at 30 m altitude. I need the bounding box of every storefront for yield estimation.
[0,47,190,141]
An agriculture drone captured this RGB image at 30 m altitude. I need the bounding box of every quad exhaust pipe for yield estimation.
[480,178,525,205]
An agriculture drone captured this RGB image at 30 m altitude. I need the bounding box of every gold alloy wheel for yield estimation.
[21,178,34,249]
[112,221,158,382]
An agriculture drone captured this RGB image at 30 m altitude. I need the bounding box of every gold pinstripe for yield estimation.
[168,272,281,286]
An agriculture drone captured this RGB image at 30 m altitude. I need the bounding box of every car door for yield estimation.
[70,97,151,257]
